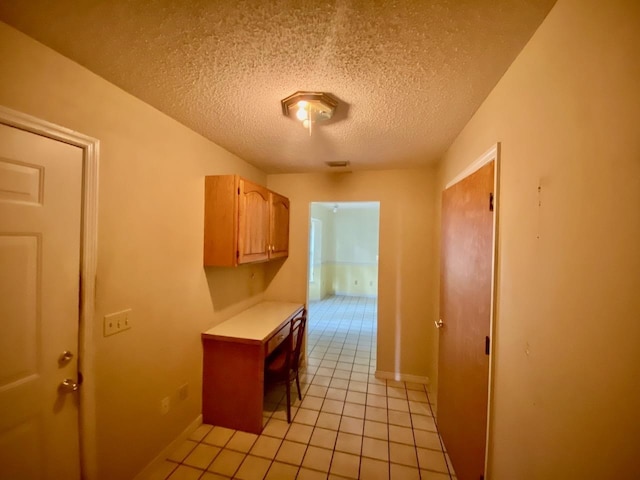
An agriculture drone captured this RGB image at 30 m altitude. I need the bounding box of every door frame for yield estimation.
[444,143,500,479]
[0,105,99,480]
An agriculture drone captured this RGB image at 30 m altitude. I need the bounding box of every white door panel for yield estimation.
[0,123,82,479]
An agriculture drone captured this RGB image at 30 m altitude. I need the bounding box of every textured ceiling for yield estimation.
[0,0,555,173]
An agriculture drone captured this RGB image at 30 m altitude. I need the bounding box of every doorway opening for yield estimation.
[307,201,380,367]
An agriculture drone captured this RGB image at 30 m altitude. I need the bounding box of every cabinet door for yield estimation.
[269,192,290,259]
[238,179,269,264]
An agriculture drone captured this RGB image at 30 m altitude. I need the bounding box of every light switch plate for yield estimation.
[103,309,132,337]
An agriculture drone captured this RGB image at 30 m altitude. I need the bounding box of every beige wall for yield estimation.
[0,23,269,480]
[436,0,640,477]
[266,170,438,382]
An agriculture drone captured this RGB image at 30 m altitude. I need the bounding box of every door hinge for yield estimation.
[489,192,494,212]
[237,187,240,195]
[236,250,239,259]
[485,336,490,355]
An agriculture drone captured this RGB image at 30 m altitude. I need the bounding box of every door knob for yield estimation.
[59,378,80,393]
[434,319,444,329]
[58,350,74,366]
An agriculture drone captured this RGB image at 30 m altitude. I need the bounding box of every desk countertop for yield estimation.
[202,301,304,344]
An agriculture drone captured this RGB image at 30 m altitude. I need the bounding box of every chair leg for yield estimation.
[295,371,302,401]
[285,379,291,423]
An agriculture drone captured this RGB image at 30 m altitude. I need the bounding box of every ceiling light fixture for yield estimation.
[281,91,338,136]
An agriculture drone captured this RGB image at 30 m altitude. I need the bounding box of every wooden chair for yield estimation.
[265,311,307,423]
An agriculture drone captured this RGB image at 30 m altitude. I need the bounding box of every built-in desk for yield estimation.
[202,301,305,434]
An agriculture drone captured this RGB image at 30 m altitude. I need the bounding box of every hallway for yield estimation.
[151,296,454,480]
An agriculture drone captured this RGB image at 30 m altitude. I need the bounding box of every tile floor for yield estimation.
[150,296,456,480]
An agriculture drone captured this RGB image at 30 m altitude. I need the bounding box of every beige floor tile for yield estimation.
[409,400,432,416]
[390,463,421,480]
[275,440,307,465]
[207,449,245,477]
[183,443,221,470]
[414,430,442,450]
[297,467,329,479]
[362,437,389,461]
[330,451,360,479]
[312,375,332,387]
[405,382,426,392]
[411,414,437,432]
[316,412,341,431]
[167,440,198,462]
[345,391,367,405]
[226,431,258,453]
[367,384,387,396]
[388,410,412,427]
[365,406,388,423]
[421,470,451,480]
[343,402,366,419]
[417,447,449,473]
[301,445,333,472]
[189,424,213,442]
[339,416,364,435]
[271,405,299,422]
[203,426,235,447]
[387,380,405,389]
[360,457,390,480]
[389,442,418,467]
[295,408,320,426]
[265,461,299,480]
[200,472,229,480]
[301,395,325,411]
[249,435,282,459]
[325,387,348,401]
[352,364,369,373]
[336,361,354,371]
[317,367,335,377]
[350,372,369,383]
[310,427,338,449]
[407,390,429,402]
[146,460,177,480]
[306,385,328,398]
[348,381,368,393]
[320,359,338,368]
[332,369,352,380]
[285,423,314,444]
[262,419,290,438]
[366,394,388,409]
[387,398,410,412]
[368,376,387,386]
[330,378,349,390]
[364,420,389,440]
[387,387,407,399]
[335,432,363,455]
[389,425,415,445]
[234,455,271,480]
[321,399,345,415]
[167,465,204,480]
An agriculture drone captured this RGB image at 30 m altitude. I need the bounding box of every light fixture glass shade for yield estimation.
[281,91,338,135]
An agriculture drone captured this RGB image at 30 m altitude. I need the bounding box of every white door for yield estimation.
[0,123,82,479]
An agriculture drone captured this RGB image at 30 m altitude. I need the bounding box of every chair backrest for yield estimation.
[288,311,307,372]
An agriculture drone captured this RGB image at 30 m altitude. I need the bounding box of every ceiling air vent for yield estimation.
[325,161,349,168]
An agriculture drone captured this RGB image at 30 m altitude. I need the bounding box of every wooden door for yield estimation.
[0,123,83,479]
[238,178,269,264]
[437,160,495,480]
[269,191,289,259]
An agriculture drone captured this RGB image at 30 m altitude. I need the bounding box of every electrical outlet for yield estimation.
[103,309,132,337]
[160,396,170,415]
[179,383,189,401]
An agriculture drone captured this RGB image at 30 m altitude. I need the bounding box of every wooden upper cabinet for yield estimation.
[269,191,289,259]
[204,175,290,266]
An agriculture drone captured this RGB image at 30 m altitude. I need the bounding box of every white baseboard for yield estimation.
[133,415,202,480]
[375,370,430,385]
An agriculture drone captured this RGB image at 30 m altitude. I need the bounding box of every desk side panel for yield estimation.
[202,339,264,434]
